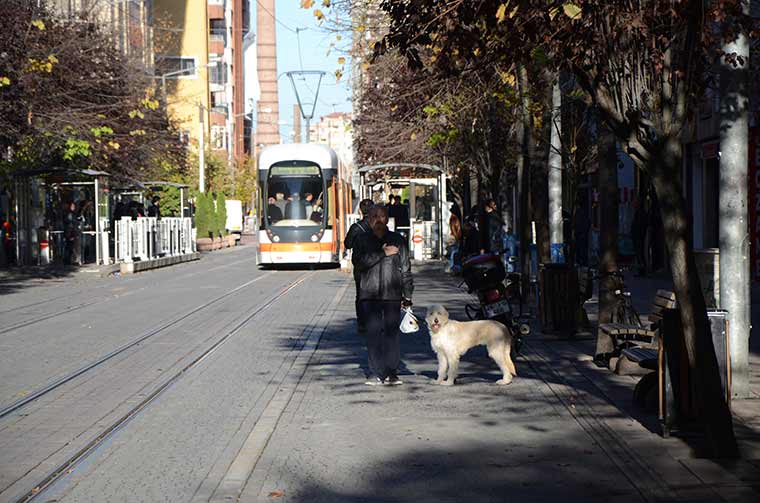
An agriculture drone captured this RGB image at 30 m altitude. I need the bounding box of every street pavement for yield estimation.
[0,249,758,502]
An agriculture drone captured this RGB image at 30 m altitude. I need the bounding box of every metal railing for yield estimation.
[114,217,195,263]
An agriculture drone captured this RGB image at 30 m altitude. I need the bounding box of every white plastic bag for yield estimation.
[399,307,419,333]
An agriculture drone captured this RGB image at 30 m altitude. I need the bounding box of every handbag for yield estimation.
[399,307,419,333]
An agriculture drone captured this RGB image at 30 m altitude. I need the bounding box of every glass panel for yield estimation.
[265,163,324,228]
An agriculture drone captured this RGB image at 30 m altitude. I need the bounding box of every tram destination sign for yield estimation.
[271,164,320,176]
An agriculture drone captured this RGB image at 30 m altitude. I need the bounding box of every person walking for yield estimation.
[352,205,413,386]
[344,198,374,334]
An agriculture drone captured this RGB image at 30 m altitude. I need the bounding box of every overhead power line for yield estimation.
[256,0,296,34]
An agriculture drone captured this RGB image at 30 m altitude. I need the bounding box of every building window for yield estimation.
[211,91,227,113]
[211,126,227,150]
[179,130,191,145]
[156,56,197,78]
[209,61,227,86]
[210,19,226,44]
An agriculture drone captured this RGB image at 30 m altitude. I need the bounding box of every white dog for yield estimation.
[425,304,517,386]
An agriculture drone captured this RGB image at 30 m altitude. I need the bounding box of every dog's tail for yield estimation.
[504,344,517,376]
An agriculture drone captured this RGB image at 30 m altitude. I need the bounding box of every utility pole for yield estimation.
[719,2,750,398]
[199,103,206,193]
[548,80,564,263]
[286,70,325,144]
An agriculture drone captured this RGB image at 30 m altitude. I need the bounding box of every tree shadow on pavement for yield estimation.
[0,265,79,296]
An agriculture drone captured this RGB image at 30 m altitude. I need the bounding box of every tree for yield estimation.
[376,0,745,457]
[0,0,186,178]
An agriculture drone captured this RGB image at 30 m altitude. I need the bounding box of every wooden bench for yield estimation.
[599,289,676,349]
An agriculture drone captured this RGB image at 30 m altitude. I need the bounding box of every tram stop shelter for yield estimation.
[111,180,190,218]
[358,163,450,260]
[12,167,111,266]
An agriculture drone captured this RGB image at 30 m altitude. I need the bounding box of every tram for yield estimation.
[257,143,352,265]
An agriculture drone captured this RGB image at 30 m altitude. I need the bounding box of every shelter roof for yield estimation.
[11,167,110,178]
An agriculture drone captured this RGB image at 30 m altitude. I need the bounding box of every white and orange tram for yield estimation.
[257,144,352,266]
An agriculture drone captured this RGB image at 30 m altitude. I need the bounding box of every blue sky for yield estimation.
[251,1,353,142]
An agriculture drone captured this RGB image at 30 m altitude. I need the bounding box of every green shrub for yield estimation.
[194,192,211,238]
[216,192,227,236]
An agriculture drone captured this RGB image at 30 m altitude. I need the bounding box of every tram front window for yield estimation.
[265,164,325,228]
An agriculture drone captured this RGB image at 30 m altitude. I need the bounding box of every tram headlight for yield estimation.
[272,235,280,243]
[310,234,318,242]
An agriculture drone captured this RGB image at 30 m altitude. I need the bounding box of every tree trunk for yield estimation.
[516,63,533,296]
[596,131,620,355]
[650,135,738,458]
[595,129,620,358]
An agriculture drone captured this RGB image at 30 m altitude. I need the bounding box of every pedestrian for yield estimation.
[344,198,374,334]
[484,199,504,254]
[63,200,82,265]
[147,196,161,219]
[352,205,414,386]
[447,211,462,273]
[631,198,648,276]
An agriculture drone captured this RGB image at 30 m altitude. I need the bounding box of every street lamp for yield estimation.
[156,62,216,193]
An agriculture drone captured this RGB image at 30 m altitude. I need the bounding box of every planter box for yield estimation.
[197,237,214,252]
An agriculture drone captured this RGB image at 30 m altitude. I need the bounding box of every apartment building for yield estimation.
[207,0,249,162]
[152,0,211,153]
[309,112,354,179]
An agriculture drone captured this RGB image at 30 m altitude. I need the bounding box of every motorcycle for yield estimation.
[461,253,531,357]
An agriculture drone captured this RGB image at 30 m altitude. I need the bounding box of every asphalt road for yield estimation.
[0,247,350,502]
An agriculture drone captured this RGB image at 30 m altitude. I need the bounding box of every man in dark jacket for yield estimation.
[344,198,374,333]
[352,205,413,386]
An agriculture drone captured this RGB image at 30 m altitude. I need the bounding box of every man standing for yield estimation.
[345,199,374,334]
[147,196,161,219]
[353,205,413,386]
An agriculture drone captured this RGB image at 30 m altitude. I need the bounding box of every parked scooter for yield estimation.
[461,253,531,357]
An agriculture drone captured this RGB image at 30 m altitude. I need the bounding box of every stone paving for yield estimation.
[0,253,758,502]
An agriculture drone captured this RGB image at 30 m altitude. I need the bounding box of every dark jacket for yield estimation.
[352,230,413,301]
[344,218,370,250]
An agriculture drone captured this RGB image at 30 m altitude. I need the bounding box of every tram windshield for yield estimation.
[265,163,325,228]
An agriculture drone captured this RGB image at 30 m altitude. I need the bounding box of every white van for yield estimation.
[225,199,243,234]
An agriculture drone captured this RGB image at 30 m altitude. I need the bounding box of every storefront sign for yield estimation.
[702,141,719,160]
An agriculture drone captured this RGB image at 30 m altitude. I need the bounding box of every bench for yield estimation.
[601,289,676,375]
[599,289,676,349]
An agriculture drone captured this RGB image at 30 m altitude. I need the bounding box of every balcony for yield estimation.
[208,1,224,20]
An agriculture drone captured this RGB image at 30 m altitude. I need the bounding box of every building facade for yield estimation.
[152,0,211,154]
[49,0,154,67]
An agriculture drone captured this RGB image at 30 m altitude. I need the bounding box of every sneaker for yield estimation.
[365,376,385,386]
[386,374,403,386]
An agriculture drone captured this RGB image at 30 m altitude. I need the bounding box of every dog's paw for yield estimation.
[496,378,513,385]
[440,380,455,386]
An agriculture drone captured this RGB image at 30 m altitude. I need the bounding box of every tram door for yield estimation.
[408,180,441,260]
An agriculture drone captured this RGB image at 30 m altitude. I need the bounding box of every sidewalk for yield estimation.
[235,264,760,502]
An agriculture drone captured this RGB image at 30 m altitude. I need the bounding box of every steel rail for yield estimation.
[0,254,260,335]
[14,272,312,503]
[0,270,275,420]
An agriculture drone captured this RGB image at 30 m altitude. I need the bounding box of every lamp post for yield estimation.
[156,62,216,193]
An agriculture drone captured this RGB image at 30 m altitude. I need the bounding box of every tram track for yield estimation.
[8,271,313,503]
[0,253,260,335]
[0,268,274,420]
